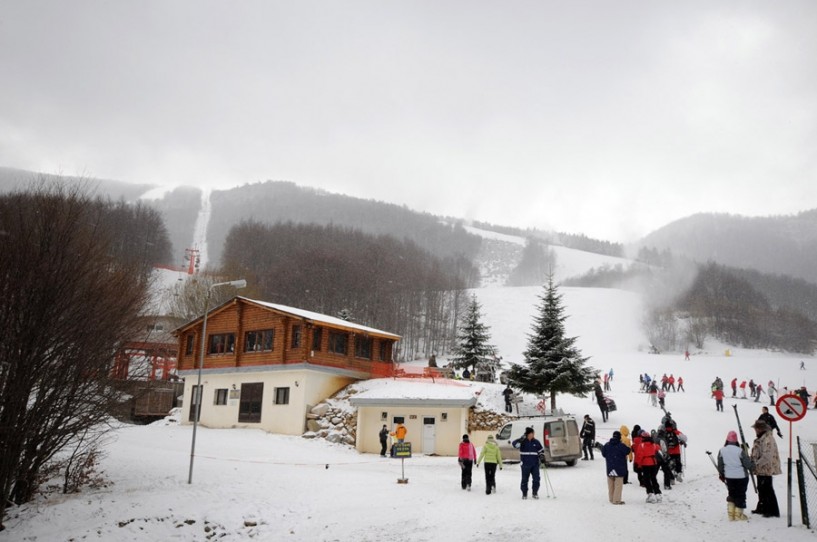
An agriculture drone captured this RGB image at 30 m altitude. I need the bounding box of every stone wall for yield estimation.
[302,389,358,446]
[468,406,511,432]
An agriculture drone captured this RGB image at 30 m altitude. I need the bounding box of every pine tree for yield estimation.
[450,295,496,375]
[508,275,596,411]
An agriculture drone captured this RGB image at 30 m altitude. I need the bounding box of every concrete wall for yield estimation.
[182,368,354,435]
[356,405,469,456]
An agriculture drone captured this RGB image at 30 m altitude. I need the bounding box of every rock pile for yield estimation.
[302,389,358,446]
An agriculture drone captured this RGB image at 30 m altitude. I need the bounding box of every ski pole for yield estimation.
[705,451,725,484]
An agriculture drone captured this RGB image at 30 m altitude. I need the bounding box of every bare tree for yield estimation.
[0,181,161,530]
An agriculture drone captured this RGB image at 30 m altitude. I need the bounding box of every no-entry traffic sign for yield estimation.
[775,394,807,422]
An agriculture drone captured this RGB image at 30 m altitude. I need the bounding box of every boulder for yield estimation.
[311,403,330,416]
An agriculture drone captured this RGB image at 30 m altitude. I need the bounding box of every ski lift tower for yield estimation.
[183,248,201,275]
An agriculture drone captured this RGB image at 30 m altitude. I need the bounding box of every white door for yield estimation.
[422,417,436,454]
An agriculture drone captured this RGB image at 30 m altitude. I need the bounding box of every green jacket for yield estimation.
[477,440,503,465]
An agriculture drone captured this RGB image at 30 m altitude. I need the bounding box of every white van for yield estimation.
[495,416,582,466]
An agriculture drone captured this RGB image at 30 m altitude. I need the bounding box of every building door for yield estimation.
[422,417,436,454]
[238,382,264,423]
[188,385,202,422]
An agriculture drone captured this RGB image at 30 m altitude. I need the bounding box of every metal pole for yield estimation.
[788,420,793,527]
[187,279,246,484]
[187,289,211,484]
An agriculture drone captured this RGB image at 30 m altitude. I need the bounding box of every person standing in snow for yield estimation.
[717,431,753,521]
[739,380,747,399]
[594,380,609,422]
[476,434,503,495]
[731,377,738,398]
[767,381,777,406]
[458,434,477,491]
[502,385,514,413]
[648,381,659,407]
[619,426,633,485]
[603,372,610,391]
[657,388,666,409]
[580,414,596,460]
[631,424,644,487]
[750,420,781,517]
[391,422,407,443]
[677,376,685,392]
[713,388,724,412]
[602,430,630,505]
[758,407,783,438]
[513,427,544,499]
[635,431,662,503]
[754,384,765,403]
[663,421,686,481]
[749,379,756,398]
[379,424,389,457]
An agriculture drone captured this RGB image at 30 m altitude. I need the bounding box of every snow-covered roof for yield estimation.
[349,378,481,407]
[242,297,401,339]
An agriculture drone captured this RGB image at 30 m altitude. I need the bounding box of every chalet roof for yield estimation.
[349,378,481,408]
[174,296,400,340]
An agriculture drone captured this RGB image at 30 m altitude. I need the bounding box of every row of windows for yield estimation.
[213,386,289,406]
[185,326,391,361]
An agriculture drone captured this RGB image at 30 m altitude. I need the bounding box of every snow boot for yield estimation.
[734,507,748,521]
[727,502,736,521]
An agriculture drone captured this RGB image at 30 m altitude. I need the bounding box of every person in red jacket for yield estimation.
[631,424,644,487]
[458,434,477,491]
[731,378,738,398]
[458,434,478,491]
[635,431,662,503]
[713,388,724,412]
[662,422,687,481]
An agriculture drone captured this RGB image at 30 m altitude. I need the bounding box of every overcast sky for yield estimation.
[2,2,816,242]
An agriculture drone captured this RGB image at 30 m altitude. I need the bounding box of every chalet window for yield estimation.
[245,329,274,352]
[274,387,290,405]
[185,335,195,355]
[328,331,348,355]
[291,325,302,349]
[208,333,236,354]
[147,323,164,332]
[379,340,392,362]
[238,382,263,423]
[311,327,322,352]
[214,388,228,405]
[188,385,202,422]
[355,336,372,360]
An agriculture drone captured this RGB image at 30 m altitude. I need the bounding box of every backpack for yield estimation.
[665,430,679,449]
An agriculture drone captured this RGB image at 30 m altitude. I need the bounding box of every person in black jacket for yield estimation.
[379,424,389,457]
[580,415,596,460]
[758,407,783,438]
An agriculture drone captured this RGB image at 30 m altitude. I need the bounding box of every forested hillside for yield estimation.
[221,221,479,360]
[208,181,482,267]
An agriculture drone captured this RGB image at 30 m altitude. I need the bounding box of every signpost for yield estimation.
[775,393,807,527]
[393,442,412,484]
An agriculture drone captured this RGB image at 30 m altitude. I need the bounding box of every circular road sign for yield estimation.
[775,394,807,422]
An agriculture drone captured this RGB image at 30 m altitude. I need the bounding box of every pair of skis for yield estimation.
[705,405,757,493]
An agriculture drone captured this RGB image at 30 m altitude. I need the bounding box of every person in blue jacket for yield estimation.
[513,427,544,499]
[601,430,631,505]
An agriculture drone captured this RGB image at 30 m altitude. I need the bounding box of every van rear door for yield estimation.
[544,420,567,458]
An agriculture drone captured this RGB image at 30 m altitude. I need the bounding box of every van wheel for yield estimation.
[565,459,578,467]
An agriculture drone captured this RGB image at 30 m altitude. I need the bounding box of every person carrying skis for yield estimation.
[594,380,609,422]
[513,427,544,499]
[663,421,687,481]
[458,434,477,491]
[580,415,596,460]
[717,431,753,521]
[750,420,781,517]
[476,434,503,495]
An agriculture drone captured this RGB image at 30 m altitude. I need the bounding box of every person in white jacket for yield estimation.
[717,431,753,521]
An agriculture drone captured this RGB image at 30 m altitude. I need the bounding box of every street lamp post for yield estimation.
[187,279,247,484]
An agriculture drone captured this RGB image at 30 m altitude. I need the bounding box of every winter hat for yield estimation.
[751,420,769,431]
[462,434,469,441]
[726,431,738,443]
[524,427,535,436]
[612,431,622,439]
[641,430,650,437]
[487,434,495,441]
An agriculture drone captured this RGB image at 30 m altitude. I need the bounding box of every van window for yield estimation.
[497,424,512,440]
[567,420,578,436]
[547,421,566,438]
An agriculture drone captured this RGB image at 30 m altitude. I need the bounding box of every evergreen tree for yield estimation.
[450,295,496,375]
[508,275,596,410]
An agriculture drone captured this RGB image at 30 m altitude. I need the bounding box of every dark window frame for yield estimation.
[238,382,264,423]
[328,330,348,355]
[208,333,236,355]
[185,334,195,355]
[274,387,290,405]
[355,335,372,360]
[214,388,228,405]
[291,324,302,349]
[244,329,274,352]
[311,327,322,352]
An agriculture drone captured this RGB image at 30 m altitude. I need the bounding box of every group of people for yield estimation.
[716,412,783,521]
[723,377,816,409]
[457,434,504,494]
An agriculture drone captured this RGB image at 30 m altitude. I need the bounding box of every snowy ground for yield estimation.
[4,286,817,541]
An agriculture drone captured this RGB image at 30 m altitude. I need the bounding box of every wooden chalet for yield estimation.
[174,296,400,435]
